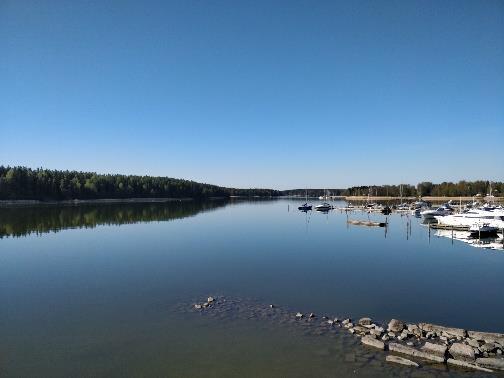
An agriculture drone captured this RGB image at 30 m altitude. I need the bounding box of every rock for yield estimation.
[447,358,493,372]
[295,312,303,319]
[419,323,466,338]
[374,326,384,333]
[386,355,419,367]
[467,331,504,345]
[353,325,369,334]
[382,335,390,341]
[344,322,354,329]
[207,296,215,303]
[327,319,334,326]
[269,304,274,308]
[407,324,422,338]
[194,304,202,309]
[202,302,209,308]
[388,319,406,333]
[467,338,480,348]
[342,318,351,325]
[421,342,447,357]
[358,317,372,326]
[309,313,315,319]
[361,335,385,350]
[479,342,496,353]
[476,357,504,371]
[407,342,414,346]
[388,332,396,338]
[388,343,445,363]
[370,329,382,337]
[349,328,355,334]
[449,342,475,362]
[497,349,502,355]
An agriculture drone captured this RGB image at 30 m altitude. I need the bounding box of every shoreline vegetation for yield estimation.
[0,166,502,203]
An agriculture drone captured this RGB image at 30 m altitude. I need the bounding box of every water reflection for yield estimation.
[0,200,228,238]
[434,229,504,251]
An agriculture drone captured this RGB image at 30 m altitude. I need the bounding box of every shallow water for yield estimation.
[1,199,503,377]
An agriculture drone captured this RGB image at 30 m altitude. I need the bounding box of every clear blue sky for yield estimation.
[1,0,503,189]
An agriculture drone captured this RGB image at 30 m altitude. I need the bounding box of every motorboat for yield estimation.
[315,202,333,212]
[421,204,454,219]
[469,223,498,237]
[435,209,504,229]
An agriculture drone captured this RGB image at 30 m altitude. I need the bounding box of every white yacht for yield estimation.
[315,202,333,212]
[435,209,504,230]
[421,204,453,219]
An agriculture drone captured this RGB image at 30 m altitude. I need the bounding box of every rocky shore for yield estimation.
[185,295,504,374]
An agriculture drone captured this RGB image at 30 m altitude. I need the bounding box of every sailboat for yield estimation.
[298,189,312,211]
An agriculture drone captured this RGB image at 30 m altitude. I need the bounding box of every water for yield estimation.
[1,199,503,377]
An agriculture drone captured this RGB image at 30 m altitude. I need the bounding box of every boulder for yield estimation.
[388,319,406,333]
[361,335,385,350]
[419,323,466,338]
[342,318,351,325]
[476,357,504,371]
[467,331,504,345]
[207,296,215,303]
[467,338,480,348]
[388,343,445,363]
[358,317,372,326]
[421,342,447,357]
[295,312,303,319]
[386,355,419,367]
[353,325,369,334]
[447,358,493,372]
[194,304,202,310]
[479,342,497,353]
[449,343,475,362]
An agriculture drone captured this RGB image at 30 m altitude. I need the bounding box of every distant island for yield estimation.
[0,166,501,201]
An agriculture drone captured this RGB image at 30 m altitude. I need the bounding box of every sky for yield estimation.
[1,0,503,189]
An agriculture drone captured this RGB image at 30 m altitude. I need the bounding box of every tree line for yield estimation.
[0,166,280,201]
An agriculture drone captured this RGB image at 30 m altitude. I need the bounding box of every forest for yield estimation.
[0,166,280,200]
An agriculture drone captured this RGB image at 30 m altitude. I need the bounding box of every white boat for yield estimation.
[421,204,453,219]
[315,202,333,211]
[435,209,504,230]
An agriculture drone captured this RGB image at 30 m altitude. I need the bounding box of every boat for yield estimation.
[435,209,504,230]
[420,204,454,219]
[469,223,499,237]
[298,190,312,211]
[315,202,333,212]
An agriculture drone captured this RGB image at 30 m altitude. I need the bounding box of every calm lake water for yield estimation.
[1,199,503,377]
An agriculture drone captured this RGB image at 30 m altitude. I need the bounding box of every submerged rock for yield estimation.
[361,335,385,350]
[476,357,504,371]
[386,355,419,367]
[447,358,493,372]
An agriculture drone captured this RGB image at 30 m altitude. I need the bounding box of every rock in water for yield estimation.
[421,342,447,357]
[295,312,303,319]
[476,357,504,371]
[309,313,315,319]
[358,317,372,326]
[447,359,494,372]
[388,319,406,333]
[386,355,419,367]
[194,304,202,310]
[207,296,215,303]
[388,343,445,363]
[449,343,475,362]
[361,335,385,350]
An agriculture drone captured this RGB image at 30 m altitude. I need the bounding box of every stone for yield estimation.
[202,302,209,308]
[388,343,445,363]
[382,335,390,341]
[386,355,419,367]
[468,331,504,345]
[388,319,406,333]
[361,335,385,350]
[349,328,355,334]
[327,319,334,326]
[449,343,475,362]
[295,312,303,319]
[207,296,215,303]
[309,313,316,319]
[421,342,447,357]
[476,357,504,371]
[358,317,372,326]
[370,329,382,337]
[419,323,466,338]
[407,342,414,346]
[479,343,496,353]
[447,358,493,372]
[194,304,202,309]
[342,318,351,325]
[497,349,502,355]
[353,325,368,333]
[467,338,480,348]
[269,304,274,308]
[344,322,354,329]
[388,332,396,338]
[374,326,384,333]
